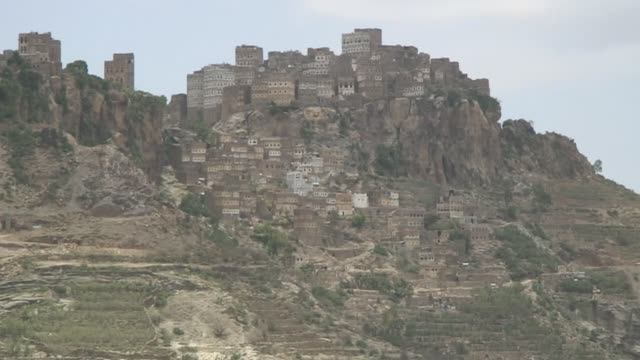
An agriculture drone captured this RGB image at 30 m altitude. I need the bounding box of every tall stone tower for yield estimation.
[104,53,135,90]
[18,32,62,77]
[235,45,263,68]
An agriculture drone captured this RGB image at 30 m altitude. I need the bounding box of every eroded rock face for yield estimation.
[68,143,154,213]
[351,98,594,185]
[500,119,594,179]
[352,97,503,185]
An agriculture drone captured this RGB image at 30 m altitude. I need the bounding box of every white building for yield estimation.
[286,171,313,196]
[352,193,369,209]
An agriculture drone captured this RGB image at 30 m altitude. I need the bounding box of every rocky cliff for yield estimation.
[0,57,165,181]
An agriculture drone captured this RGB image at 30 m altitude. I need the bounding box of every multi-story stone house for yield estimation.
[341,28,382,57]
[337,75,356,97]
[294,207,323,245]
[18,32,62,77]
[336,192,354,217]
[181,142,207,163]
[436,190,465,219]
[203,64,235,109]
[233,66,256,86]
[187,70,204,109]
[252,71,296,106]
[267,50,306,71]
[259,158,285,179]
[104,53,135,90]
[235,45,263,68]
[369,190,400,208]
[303,47,335,76]
[275,192,299,217]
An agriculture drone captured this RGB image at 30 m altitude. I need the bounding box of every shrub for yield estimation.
[251,224,293,257]
[180,193,217,224]
[173,327,185,336]
[349,273,413,302]
[312,286,348,307]
[531,184,552,212]
[374,143,406,177]
[5,126,36,183]
[351,212,366,228]
[373,244,389,256]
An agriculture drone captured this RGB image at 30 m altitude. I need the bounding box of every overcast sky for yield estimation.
[2,0,638,192]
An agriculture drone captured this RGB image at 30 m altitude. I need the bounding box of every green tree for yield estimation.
[351,212,366,228]
[593,159,603,173]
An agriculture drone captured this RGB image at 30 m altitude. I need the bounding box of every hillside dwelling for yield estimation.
[370,190,400,208]
[294,207,322,238]
[336,192,354,217]
[428,230,451,245]
[262,137,282,150]
[436,190,464,219]
[352,193,369,209]
[465,224,492,242]
[275,192,300,217]
[181,142,207,163]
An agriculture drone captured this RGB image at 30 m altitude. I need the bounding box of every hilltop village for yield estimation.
[164,28,501,292]
[1,28,502,293]
[2,27,640,360]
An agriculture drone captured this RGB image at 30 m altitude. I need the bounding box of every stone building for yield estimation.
[104,53,135,90]
[18,32,62,77]
[352,193,369,209]
[369,190,399,208]
[233,66,256,86]
[252,71,296,106]
[275,192,299,217]
[336,192,353,217]
[469,78,491,96]
[267,50,306,71]
[355,58,384,99]
[294,207,323,245]
[203,64,235,109]
[337,75,356,97]
[430,58,462,85]
[187,69,204,109]
[181,141,207,163]
[436,190,464,219]
[341,28,382,57]
[303,47,335,76]
[235,45,263,68]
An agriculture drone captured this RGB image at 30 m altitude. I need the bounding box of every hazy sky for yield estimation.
[2,0,638,192]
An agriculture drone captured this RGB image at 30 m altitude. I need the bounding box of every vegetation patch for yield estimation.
[495,225,558,280]
[345,273,413,302]
[558,270,632,297]
[251,223,293,257]
[0,282,163,356]
[311,286,348,307]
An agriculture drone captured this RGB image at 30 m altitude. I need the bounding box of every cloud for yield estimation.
[302,0,551,21]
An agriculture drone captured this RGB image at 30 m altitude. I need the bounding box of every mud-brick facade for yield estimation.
[104,53,135,90]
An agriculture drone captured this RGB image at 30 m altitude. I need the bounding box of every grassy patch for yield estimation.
[0,282,161,355]
[559,270,633,297]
